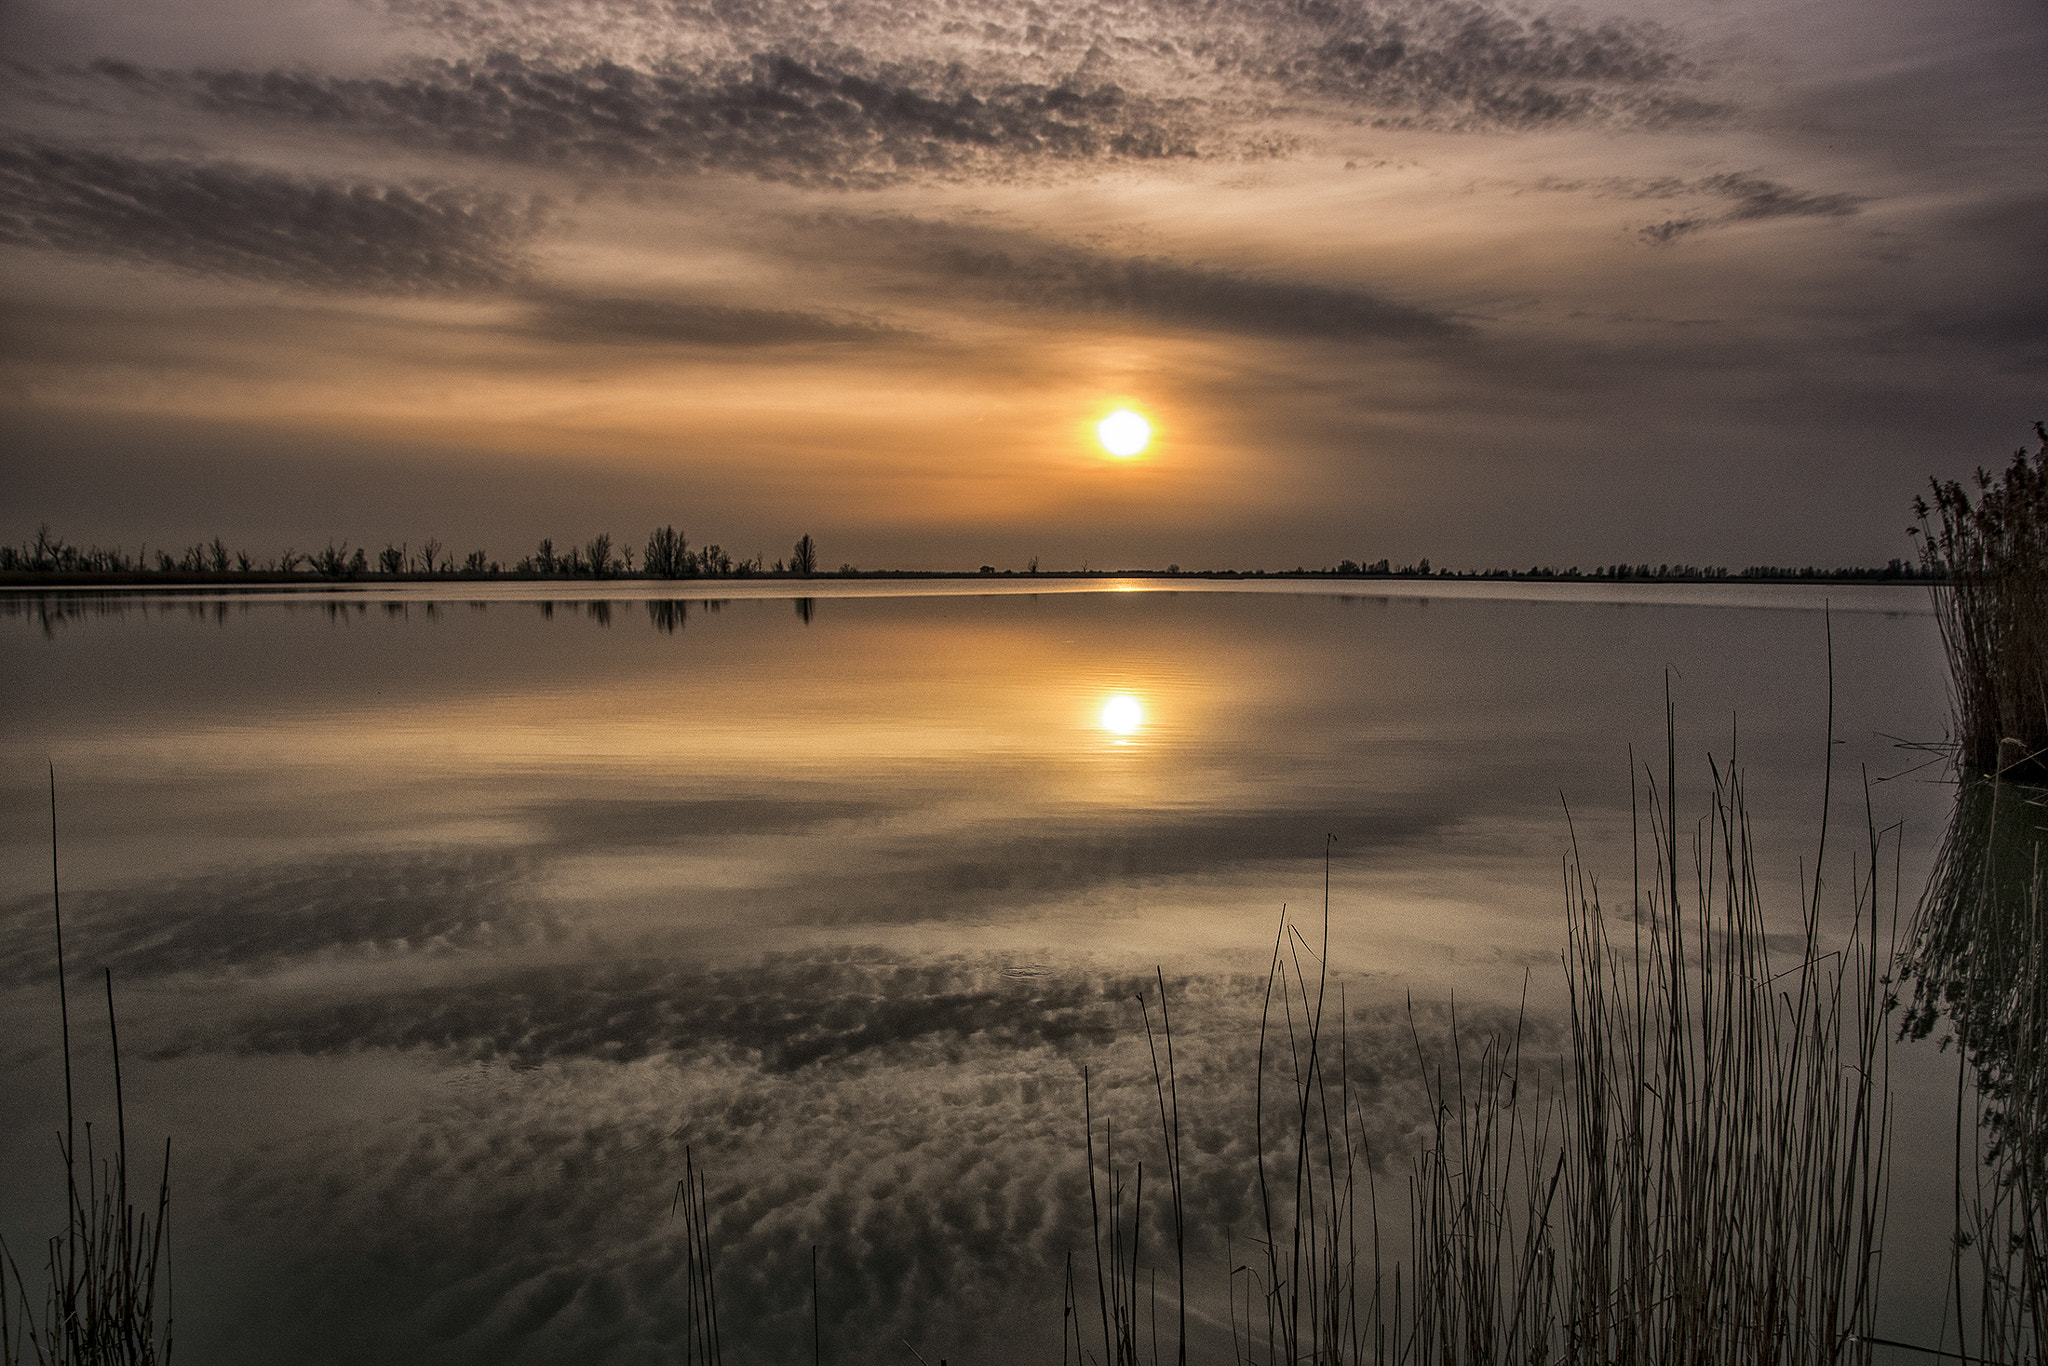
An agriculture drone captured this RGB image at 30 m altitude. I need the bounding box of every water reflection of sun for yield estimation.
[1101,693,1144,738]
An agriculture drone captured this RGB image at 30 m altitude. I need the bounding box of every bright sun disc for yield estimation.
[1101,694,1144,735]
[1097,410,1151,457]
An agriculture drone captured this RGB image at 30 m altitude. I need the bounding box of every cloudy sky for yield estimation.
[0,0,2040,570]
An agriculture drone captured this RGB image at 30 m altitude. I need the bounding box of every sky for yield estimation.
[0,0,2041,571]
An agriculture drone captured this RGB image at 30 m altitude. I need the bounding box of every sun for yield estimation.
[1101,694,1144,736]
[1097,409,1151,458]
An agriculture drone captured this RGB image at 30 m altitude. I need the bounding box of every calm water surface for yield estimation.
[0,581,1958,1363]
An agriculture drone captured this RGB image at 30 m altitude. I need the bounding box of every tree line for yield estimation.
[1326,557,1929,582]
[1,523,1936,583]
[0,526,831,580]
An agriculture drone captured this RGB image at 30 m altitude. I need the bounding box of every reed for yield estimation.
[1535,749,1892,1363]
[1900,424,2048,1358]
[1084,703,1897,1364]
[1914,423,2048,780]
[2,777,173,1366]
[671,1147,724,1366]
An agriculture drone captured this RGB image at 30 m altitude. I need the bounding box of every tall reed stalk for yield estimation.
[671,1147,724,1366]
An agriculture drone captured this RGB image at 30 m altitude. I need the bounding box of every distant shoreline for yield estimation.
[0,567,1946,590]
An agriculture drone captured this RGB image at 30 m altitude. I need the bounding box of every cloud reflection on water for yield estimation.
[0,585,1951,1363]
[193,953,1537,1366]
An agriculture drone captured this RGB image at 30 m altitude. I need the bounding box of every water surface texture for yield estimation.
[0,582,1955,1363]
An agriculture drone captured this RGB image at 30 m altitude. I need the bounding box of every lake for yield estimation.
[0,580,1963,1363]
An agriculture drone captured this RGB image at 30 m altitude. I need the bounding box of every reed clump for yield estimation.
[0,972,173,1366]
[1083,724,1896,1364]
[1901,425,2048,1358]
[1914,423,2048,780]
[3,779,173,1366]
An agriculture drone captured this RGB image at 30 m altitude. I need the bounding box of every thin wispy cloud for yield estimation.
[523,292,916,347]
[1634,172,1867,244]
[1522,170,1868,245]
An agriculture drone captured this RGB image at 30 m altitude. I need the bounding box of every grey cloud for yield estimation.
[184,947,1550,1077]
[823,215,1464,343]
[1635,172,1864,243]
[1256,1,1723,130]
[0,795,882,984]
[0,136,544,288]
[0,848,557,985]
[94,52,1200,189]
[850,804,1460,905]
[163,950,1146,1068]
[926,246,1465,342]
[1531,170,1868,243]
[1698,172,1864,222]
[583,799,1477,934]
[353,0,1721,132]
[524,292,914,347]
[1638,216,1707,245]
[182,962,1542,1365]
[521,795,889,846]
[52,0,1723,208]
[0,799,1457,988]
[205,1041,1125,1366]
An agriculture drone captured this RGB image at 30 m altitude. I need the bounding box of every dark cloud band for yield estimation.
[1249,0,1722,129]
[350,0,1720,132]
[93,53,1201,189]
[162,952,1147,1069]
[0,137,543,289]
[805,214,1466,343]
[925,245,1466,342]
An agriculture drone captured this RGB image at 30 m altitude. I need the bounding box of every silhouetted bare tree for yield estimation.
[645,525,689,578]
[312,542,355,578]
